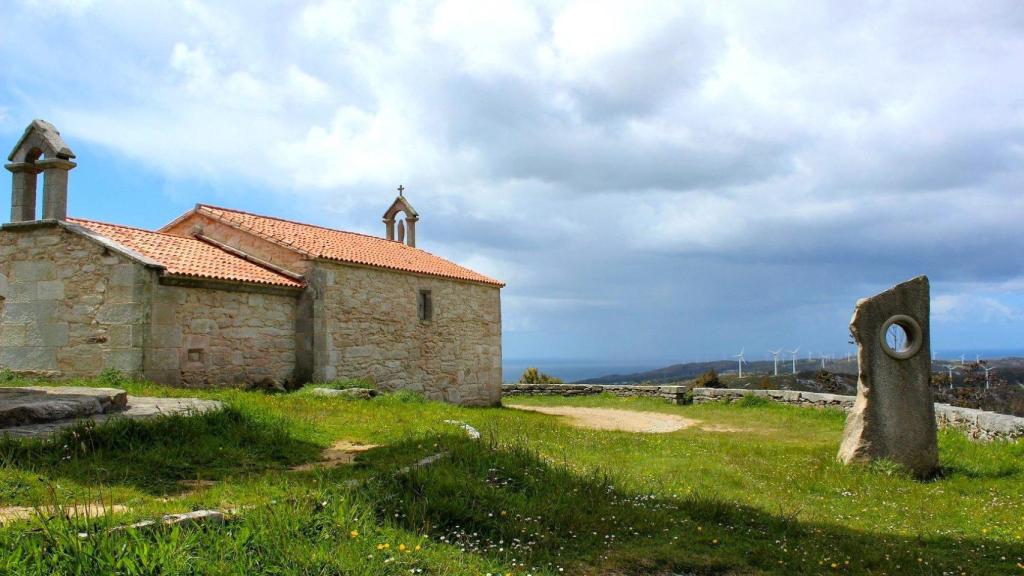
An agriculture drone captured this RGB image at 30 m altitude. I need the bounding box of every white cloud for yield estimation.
[933,293,1021,323]
[429,0,542,76]
[170,43,217,94]
[275,104,436,188]
[297,0,360,42]
[2,0,1023,360]
[551,0,698,76]
[286,66,330,102]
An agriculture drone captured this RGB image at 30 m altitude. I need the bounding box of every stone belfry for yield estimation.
[382,185,419,247]
[5,119,77,222]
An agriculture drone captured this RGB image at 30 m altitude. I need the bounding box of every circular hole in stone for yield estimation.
[879,314,923,360]
[886,323,910,353]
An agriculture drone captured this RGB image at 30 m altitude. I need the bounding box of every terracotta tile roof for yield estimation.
[186,204,504,287]
[67,218,303,288]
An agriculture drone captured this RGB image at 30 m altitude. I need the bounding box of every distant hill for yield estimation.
[576,357,1024,386]
[576,356,1024,416]
[576,358,857,385]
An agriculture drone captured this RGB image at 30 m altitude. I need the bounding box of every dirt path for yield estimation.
[290,440,380,472]
[505,404,702,433]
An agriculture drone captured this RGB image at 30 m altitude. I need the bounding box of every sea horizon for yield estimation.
[504,348,1024,384]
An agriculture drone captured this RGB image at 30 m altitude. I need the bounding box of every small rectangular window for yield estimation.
[418,289,433,322]
[187,348,204,363]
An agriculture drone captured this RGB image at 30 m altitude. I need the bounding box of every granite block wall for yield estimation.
[313,262,502,406]
[144,283,297,387]
[0,223,150,378]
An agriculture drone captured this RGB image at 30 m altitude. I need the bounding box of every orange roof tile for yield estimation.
[68,218,303,288]
[184,204,504,287]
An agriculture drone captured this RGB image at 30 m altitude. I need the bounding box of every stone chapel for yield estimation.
[0,120,503,406]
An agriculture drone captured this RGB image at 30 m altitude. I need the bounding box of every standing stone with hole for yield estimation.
[838,275,938,478]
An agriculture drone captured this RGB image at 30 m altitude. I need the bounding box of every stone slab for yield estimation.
[0,503,130,526]
[0,395,222,439]
[114,509,225,533]
[443,419,481,439]
[309,387,378,399]
[160,509,224,527]
[0,386,127,427]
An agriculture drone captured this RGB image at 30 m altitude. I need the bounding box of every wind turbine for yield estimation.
[769,349,783,376]
[789,348,800,374]
[945,365,955,389]
[982,365,995,389]
[734,348,746,379]
[959,353,966,366]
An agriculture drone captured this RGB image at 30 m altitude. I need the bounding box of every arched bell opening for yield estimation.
[382,186,419,248]
[5,120,77,223]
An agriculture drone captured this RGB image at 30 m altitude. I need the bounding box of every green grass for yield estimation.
[1,379,1022,574]
[310,377,377,390]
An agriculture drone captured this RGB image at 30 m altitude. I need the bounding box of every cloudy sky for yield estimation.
[2,0,1022,372]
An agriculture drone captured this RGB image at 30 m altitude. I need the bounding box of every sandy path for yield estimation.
[290,440,380,472]
[505,404,701,433]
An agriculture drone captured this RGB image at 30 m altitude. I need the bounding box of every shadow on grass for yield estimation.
[0,431,1020,575]
[365,436,1024,575]
[0,407,322,495]
[938,463,1021,480]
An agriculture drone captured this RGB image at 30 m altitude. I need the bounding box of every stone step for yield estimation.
[0,386,127,427]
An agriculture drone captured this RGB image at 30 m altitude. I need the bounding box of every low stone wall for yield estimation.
[692,388,1024,441]
[933,404,1024,442]
[502,383,689,404]
[692,388,855,409]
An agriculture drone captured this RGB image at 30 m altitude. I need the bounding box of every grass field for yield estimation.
[1,378,1022,575]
